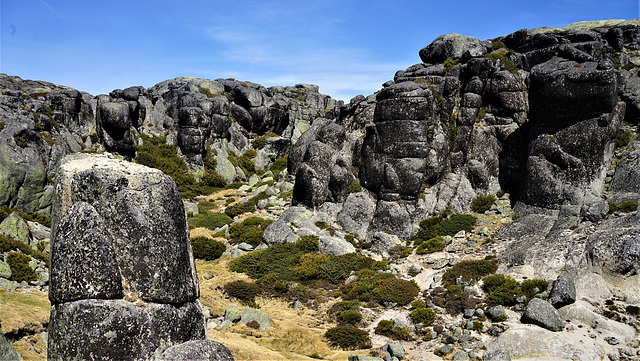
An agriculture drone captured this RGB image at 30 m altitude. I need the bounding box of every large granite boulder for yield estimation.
[419,33,487,64]
[48,153,232,361]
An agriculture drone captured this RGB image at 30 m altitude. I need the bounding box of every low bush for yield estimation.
[374,319,394,337]
[411,299,426,310]
[295,235,319,253]
[224,280,262,307]
[410,307,436,325]
[188,212,232,230]
[349,181,362,193]
[470,194,497,213]
[392,326,410,340]
[372,278,420,306]
[428,285,480,315]
[228,216,273,247]
[441,259,498,286]
[191,236,226,261]
[618,200,638,213]
[440,213,477,236]
[337,310,363,326]
[0,206,50,227]
[252,132,278,150]
[484,50,519,74]
[229,243,303,281]
[224,192,270,218]
[482,273,523,306]
[7,252,37,283]
[616,129,634,148]
[325,326,371,350]
[520,279,549,300]
[415,236,445,254]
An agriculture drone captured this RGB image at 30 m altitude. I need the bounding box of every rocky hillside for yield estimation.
[1,18,640,361]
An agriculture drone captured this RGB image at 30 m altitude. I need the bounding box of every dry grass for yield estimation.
[0,289,50,335]
[197,257,367,360]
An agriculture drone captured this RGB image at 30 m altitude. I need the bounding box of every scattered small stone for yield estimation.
[452,350,470,361]
[605,336,620,345]
[435,344,453,356]
[464,309,476,318]
[432,259,450,269]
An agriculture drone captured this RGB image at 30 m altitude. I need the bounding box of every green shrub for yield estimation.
[252,132,278,150]
[7,252,37,283]
[188,212,233,230]
[428,285,481,315]
[228,216,273,247]
[473,320,484,332]
[372,278,420,306]
[0,234,14,253]
[482,273,523,306]
[325,326,371,350]
[440,214,477,236]
[0,233,49,267]
[608,200,618,214]
[392,326,410,340]
[0,206,50,227]
[411,299,426,310]
[444,57,460,70]
[295,235,319,253]
[229,243,303,281]
[349,181,362,193]
[337,309,362,326]
[191,236,226,261]
[492,40,507,49]
[410,307,436,325]
[618,200,638,213]
[415,236,445,254]
[269,155,288,179]
[412,217,444,244]
[200,170,227,188]
[520,279,549,300]
[484,50,519,74]
[442,259,498,287]
[135,135,197,195]
[470,194,497,213]
[374,319,394,337]
[224,192,270,218]
[616,129,634,148]
[224,280,262,307]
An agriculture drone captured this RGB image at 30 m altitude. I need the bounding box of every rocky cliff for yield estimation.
[2,18,640,360]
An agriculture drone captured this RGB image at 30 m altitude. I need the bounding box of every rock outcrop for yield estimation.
[48,153,232,361]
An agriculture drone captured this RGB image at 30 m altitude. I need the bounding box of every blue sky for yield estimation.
[1,0,638,101]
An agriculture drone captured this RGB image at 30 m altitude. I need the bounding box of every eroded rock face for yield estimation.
[48,154,231,361]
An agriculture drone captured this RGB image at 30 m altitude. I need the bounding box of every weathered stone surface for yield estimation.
[419,33,486,64]
[0,212,31,245]
[548,274,576,308]
[521,298,565,331]
[155,340,235,361]
[318,235,356,256]
[240,308,271,331]
[0,261,11,279]
[0,330,22,361]
[336,192,375,239]
[485,326,603,360]
[610,150,640,193]
[48,299,206,361]
[482,349,511,361]
[224,304,241,323]
[585,226,640,276]
[49,201,123,303]
[52,154,198,303]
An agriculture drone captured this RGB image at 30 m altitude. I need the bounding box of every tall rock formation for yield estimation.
[48,153,233,361]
